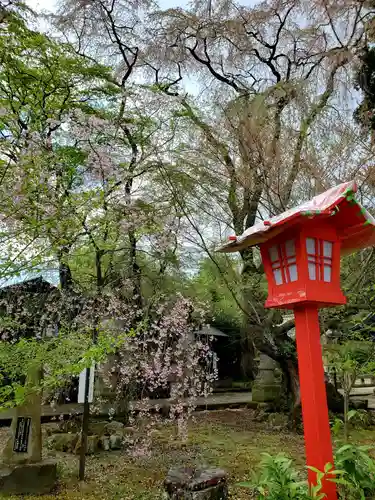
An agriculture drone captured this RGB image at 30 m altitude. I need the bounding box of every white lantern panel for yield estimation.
[285,239,296,257]
[288,264,298,282]
[306,238,316,254]
[323,241,333,258]
[308,262,316,280]
[269,246,279,262]
[323,266,332,282]
[273,268,283,285]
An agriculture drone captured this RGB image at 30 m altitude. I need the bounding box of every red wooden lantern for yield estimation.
[261,219,346,309]
[218,181,375,500]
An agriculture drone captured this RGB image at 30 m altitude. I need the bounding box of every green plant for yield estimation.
[334,444,375,499]
[347,409,374,429]
[331,416,344,438]
[325,340,375,442]
[331,410,374,439]
[237,453,324,499]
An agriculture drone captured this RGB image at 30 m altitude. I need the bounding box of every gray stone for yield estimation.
[99,436,110,451]
[74,435,100,455]
[58,417,82,434]
[88,421,108,436]
[109,434,123,450]
[46,432,78,452]
[164,467,227,500]
[87,435,100,454]
[252,384,282,403]
[0,368,57,496]
[0,460,57,495]
[190,484,228,500]
[2,369,43,466]
[104,420,124,435]
[267,412,288,430]
[43,422,62,436]
[252,354,282,404]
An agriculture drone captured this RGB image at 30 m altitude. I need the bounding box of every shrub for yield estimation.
[237,453,325,499]
[334,444,375,499]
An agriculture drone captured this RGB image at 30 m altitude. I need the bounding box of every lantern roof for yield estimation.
[218,181,375,255]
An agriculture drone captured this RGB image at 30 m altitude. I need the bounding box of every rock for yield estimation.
[87,436,100,454]
[109,434,123,450]
[58,417,82,434]
[164,467,228,500]
[254,409,268,422]
[123,426,136,435]
[252,355,282,405]
[267,413,288,430]
[88,421,108,436]
[0,460,57,495]
[74,435,100,455]
[46,433,78,453]
[190,485,228,500]
[99,436,110,451]
[104,420,124,435]
[43,423,62,436]
[252,383,282,403]
[350,399,368,410]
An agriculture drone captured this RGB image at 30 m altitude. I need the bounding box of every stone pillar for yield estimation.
[164,467,228,499]
[252,354,282,403]
[0,366,57,495]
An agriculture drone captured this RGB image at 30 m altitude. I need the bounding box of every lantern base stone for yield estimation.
[252,384,282,403]
[252,355,282,404]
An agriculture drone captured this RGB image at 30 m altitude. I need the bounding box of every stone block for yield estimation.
[88,421,108,436]
[46,432,79,453]
[164,467,227,500]
[99,436,110,451]
[109,434,123,450]
[252,384,281,403]
[58,417,82,434]
[267,412,288,430]
[87,436,100,454]
[0,460,57,495]
[190,484,228,499]
[43,423,62,436]
[104,421,124,435]
[74,435,100,455]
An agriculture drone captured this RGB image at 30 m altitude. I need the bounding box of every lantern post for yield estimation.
[218,181,375,500]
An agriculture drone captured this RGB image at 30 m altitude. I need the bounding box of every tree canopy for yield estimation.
[0,0,374,418]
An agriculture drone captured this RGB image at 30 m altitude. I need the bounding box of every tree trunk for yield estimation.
[279,356,344,429]
[240,248,261,380]
[240,337,257,380]
[344,389,349,442]
[278,358,301,429]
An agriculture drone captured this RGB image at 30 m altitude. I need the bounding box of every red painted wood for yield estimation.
[294,305,337,500]
[260,220,346,309]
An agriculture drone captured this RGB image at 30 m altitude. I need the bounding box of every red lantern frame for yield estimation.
[260,220,346,309]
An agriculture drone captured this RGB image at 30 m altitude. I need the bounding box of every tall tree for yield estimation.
[145,0,370,393]
[50,0,375,416]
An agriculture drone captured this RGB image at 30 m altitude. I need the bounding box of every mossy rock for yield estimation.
[46,432,79,452]
[88,421,108,436]
[104,421,125,435]
[74,435,100,455]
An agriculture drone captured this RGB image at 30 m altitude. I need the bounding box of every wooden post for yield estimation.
[294,305,337,500]
[78,366,91,481]
[79,313,98,481]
